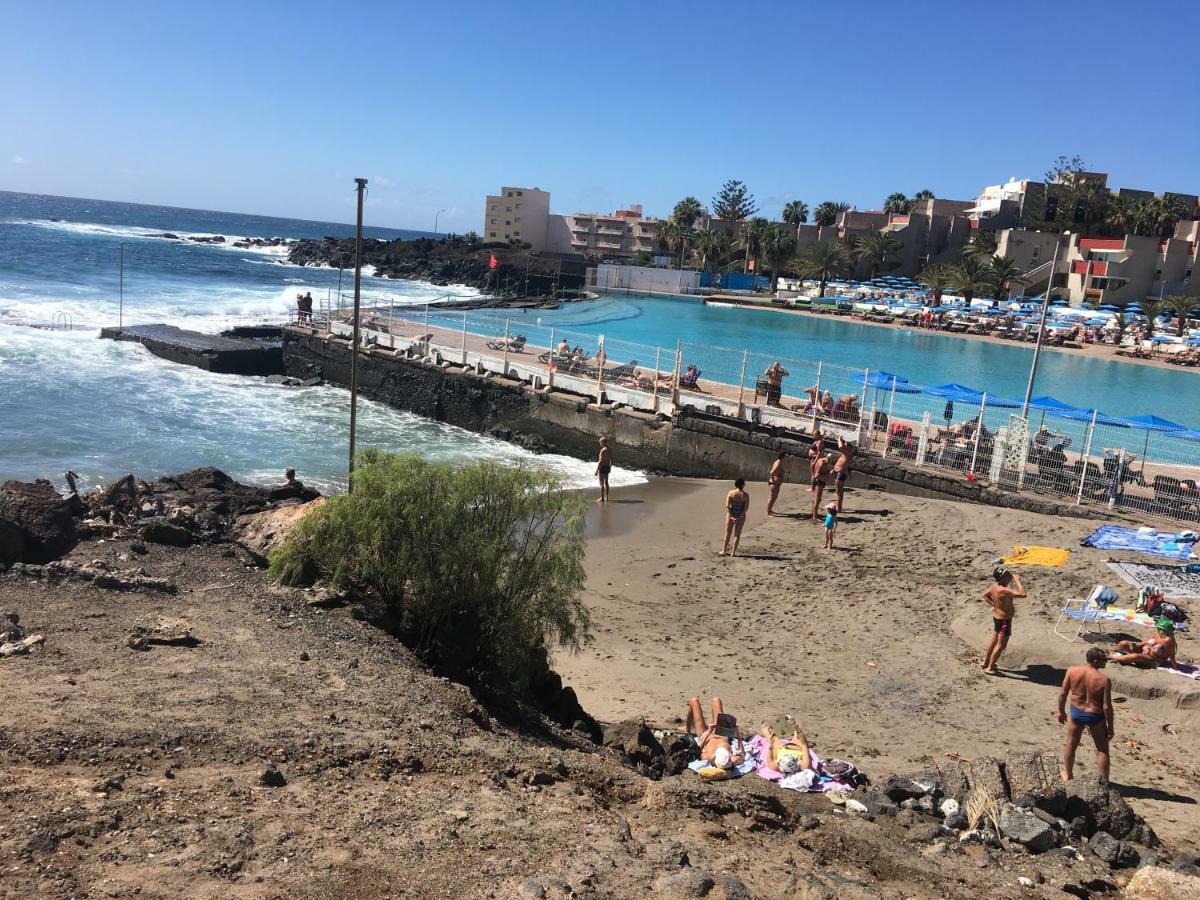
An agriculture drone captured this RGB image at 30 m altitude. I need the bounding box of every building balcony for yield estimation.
[596,226,626,235]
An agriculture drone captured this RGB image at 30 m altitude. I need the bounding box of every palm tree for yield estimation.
[797,240,849,298]
[672,197,703,229]
[988,255,1023,301]
[851,230,901,279]
[966,231,998,259]
[759,223,797,293]
[913,189,935,201]
[1139,298,1165,337]
[918,264,952,303]
[1164,294,1200,337]
[740,217,771,273]
[1104,196,1137,235]
[656,220,684,266]
[949,256,991,304]
[813,201,850,227]
[883,193,910,215]
[694,226,730,273]
[781,200,809,233]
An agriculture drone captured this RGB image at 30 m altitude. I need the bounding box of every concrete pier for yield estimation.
[100,325,284,376]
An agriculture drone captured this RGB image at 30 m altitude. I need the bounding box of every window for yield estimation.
[517,190,523,196]
[505,220,511,225]
[513,230,520,236]
[506,206,512,212]
[489,231,496,238]
[490,218,496,225]
[514,217,521,222]
[516,202,522,209]
[506,192,513,197]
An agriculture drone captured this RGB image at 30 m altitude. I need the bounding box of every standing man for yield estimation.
[766,451,786,516]
[595,436,612,503]
[1057,647,1113,781]
[809,440,830,522]
[833,436,854,513]
[981,566,1026,674]
[763,361,790,407]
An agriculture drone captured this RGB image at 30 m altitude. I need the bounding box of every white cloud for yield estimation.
[371,175,397,189]
[9,154,29,165]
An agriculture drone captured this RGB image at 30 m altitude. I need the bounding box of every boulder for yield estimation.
[232,499,323,565]
[857,792,899,816]
[140,521,193,547]
[603,719,665,774]
[1065,775,1138,840]
[653,867,714,897]
[937,759,970,804]
[998,803,1057,853]
[1090,831,1140,868]
[0,517,27,568]
[880,774,927,803]
[0,480,77,563]
[1123,866,1200,899]
[967,756,1009,803]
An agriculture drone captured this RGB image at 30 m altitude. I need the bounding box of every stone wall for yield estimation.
[282,329,1116,521]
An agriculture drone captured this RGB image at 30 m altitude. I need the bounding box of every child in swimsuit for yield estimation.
[822,502,837,549]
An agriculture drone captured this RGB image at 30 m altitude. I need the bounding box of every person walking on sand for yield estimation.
[809,441,830,522]
[1058,647,1113,781]
[822,502,837,549]
[766,452,786,516]
[833,435,854,512]
[719,478,750,557]
[595,437,612,503]
[981,566,1026,674]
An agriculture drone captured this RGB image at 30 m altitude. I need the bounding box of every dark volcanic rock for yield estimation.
[0,480,77,563]
[140,521,193,547]
[1090,831,1139,868]
[0,517,27,568]
[1065,775,1138,841]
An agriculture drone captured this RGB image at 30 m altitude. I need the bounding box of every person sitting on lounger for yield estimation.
[1110,620,1177,668]
[760,715,812,774]
[686,696,744,770]
[557,337,570,356]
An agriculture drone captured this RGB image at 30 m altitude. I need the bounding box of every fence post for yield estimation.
[1076,409,1098,505]
[736,349,748,418]
[389,297,395,349]
[461,312,469,365]
[652,345,662,414]
[1107,448,1125,510]
[812,360,823,432]
[423,303,430,343]
[916,411,932,466]
[595,335,606,402]
[547,327,556,389]
[502,319,510,376]
[671,340,682,408]
[860,368,870,411]
[969,393,989,476]
[882,376,898,457]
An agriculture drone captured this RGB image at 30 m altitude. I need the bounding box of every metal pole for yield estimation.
[337,266,344,315]
[969,393,988,476]
[1077,409,1098,505]
[1021,234,1064,418]
[671,339,682,405]
[547,327,556,388]
[595,335,606,401]
[883,376,898,457]
[860,368,870,410]
[434,209,446,236]
[424,302,430,344]
[389,297,394,349]
[502,319,510,375]
[461,312,469,365]
[118,243,124,329]
[652,345,662,413]
[348,177,368,493]
[736,349,748,417]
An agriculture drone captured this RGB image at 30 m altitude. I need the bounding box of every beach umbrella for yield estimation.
[852,371,921,392]
[1167,429,1200,443]
[1120,414,1186,475]
[922,383,1021,409]
[1055,408,1130,428]
[1025,395,1080,429]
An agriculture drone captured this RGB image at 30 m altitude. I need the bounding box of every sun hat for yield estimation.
[1156,618,1176,634]
[826,502,837,512]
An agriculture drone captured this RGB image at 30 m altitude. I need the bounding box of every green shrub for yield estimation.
[269,449,590,699]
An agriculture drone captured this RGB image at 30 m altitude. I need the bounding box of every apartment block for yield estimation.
[482,186,551,250]
[564,205,661,259]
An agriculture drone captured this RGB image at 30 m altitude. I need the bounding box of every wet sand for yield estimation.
[565,475,1200,851]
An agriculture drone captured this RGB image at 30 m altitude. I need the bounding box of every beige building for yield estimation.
[563,205,662,260]
[482,186,551,249]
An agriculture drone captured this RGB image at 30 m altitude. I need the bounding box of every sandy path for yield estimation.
[564,476,1200,851]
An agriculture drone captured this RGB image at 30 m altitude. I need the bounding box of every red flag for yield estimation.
[489,254,498,270]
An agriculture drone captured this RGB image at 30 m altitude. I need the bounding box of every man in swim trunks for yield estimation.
[595,436,612,503]
[720,478,750,557]
[1110,619,1177,668]
[686,696,744,769]
[809,441,830,522]
[981,566,1026,674]
[766,451,786,516]
[833,436,854,513]
[1058,646,1113,781]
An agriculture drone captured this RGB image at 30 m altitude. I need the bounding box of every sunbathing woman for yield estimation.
[1110,620,1177,668]
[760,715,812,774]
[686,696,744,769]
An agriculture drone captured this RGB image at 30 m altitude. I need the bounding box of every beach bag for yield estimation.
[1156,602,1188,624]
[818,759,864,786]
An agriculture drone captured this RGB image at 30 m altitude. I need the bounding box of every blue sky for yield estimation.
[2,0,1197,232]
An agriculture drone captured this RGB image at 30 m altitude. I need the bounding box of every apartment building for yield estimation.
[967,174,1200,230]
[563,205,662,259]
[482,186,551,250]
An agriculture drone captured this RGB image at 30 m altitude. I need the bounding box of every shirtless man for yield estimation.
[766,452,786,516]
[1110,619,1177,668]
[760,715,812,774]
[595,436,612,503]
[833,436,854,513]
[981,566,1026,674]
[1058,647,1114,780]
[686,696,744,770]
[809,439,830,521]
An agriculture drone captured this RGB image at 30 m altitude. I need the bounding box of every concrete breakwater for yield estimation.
[101,324,285,376]
[281,327,1119,522]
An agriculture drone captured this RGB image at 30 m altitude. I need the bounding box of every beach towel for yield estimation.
[746,736,852,793]
[1002,546,1072,567]
[1106,562,1200,600]
[686,737,757,779]
[1097,605,1188,632]
[1161,663,1200,681]
[1081,526,1198,561]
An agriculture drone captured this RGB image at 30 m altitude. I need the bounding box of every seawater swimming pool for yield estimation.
[450,293,1200,428]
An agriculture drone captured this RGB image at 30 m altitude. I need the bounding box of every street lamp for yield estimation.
[434,209,447,236]
[348,177,368,493]
[1021,231,1070,418]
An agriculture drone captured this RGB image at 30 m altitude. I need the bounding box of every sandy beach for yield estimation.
[565,474,1200,852]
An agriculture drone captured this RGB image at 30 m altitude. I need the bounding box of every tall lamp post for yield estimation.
[348,178,368,493]
[434,209,447,236]
[1021,231,1069,418]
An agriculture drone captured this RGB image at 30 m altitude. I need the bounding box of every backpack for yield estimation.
[1156,602,1188,624]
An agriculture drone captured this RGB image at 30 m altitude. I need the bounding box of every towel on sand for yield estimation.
[1098,605,1188,631]
[1161,663,1200,681]
[746,735,851,793]
[686,738,757,779]
[1082,526,1197,561]
[1002,546,1071,567]
[1106,561,1200,599]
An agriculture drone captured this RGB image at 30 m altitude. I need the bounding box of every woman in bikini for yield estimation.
[760,715,813,774]
[766,452,785,516]
[720,478,750,557]
[810,440,829,522]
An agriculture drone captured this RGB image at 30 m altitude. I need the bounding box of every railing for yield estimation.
[315,303,1200,529]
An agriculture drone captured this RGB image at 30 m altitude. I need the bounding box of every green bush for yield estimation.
[269,449,590,699]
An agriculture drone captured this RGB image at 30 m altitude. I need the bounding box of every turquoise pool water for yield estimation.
[459,294,1199,428]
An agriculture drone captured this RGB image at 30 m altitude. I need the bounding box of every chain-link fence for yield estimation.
[321,302,1200,527]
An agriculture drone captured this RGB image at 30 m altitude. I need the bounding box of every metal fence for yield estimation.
[315,301,1200,528]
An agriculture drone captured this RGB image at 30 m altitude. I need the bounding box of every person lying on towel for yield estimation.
[686,696,744,770]
[1110,619,1178,668]
[760,715,813,775]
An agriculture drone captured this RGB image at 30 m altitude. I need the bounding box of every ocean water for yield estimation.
[0,192,644,493]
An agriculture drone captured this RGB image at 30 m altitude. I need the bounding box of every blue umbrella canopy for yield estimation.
[922,384,1021,408]
[1122,414,1186,432]
[851,371,922,392]
[1055,408,1131,427]
[1028,395,1079,413]
[1167,429,1200,443]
